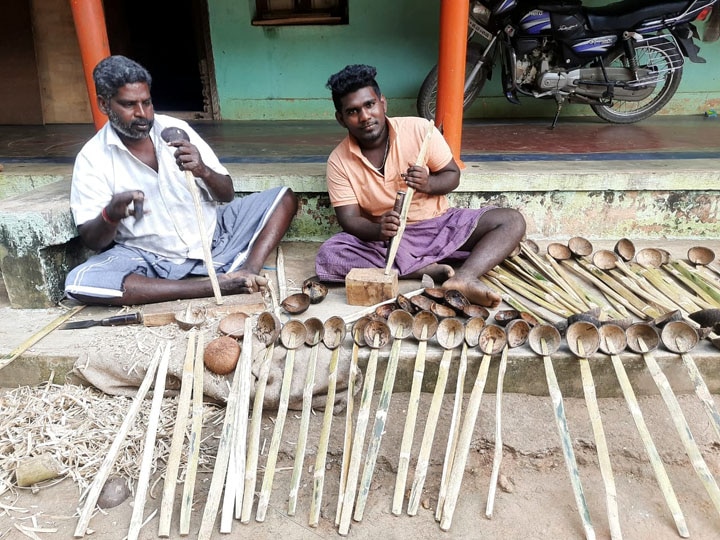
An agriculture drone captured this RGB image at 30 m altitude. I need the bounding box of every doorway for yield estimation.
[104,0,218,119]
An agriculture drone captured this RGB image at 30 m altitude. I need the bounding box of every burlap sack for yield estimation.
[71,329,361,413]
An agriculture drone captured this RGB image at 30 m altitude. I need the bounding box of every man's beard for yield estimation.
[108,110,154,140]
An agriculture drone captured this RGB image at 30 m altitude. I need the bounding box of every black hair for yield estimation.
[93,55,152,101]
[326,64,382,112]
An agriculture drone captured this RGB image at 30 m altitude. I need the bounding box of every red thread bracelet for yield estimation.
[101,207,119,225]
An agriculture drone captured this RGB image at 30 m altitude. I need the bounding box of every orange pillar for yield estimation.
[436,0,469,167]
[69,0,111,131]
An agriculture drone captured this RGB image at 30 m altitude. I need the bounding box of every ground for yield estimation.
[2,390,720,539]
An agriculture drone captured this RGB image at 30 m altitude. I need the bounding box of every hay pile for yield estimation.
[0,382,223,500]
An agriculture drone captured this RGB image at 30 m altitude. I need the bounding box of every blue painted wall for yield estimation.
[208,1,720,120]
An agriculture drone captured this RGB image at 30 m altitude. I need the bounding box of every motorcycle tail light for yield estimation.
[697,7,712,21]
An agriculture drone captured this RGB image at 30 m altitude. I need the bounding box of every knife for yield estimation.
[60,312,144,330]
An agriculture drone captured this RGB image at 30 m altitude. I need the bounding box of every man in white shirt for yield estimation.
[65,55,297,305]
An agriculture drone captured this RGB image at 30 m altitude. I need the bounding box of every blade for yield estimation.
[60,320,101,329]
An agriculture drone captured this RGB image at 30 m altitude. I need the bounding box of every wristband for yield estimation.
[101,207,119,225]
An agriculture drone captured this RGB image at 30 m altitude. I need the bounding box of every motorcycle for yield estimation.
[417,0,719,126]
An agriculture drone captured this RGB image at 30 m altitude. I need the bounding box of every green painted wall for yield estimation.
[208,1,720,120]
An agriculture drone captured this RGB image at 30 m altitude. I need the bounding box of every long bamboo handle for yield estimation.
[440,344,493,531]
[407,343,454,516]
[128,344,171,540]
[158,331,196,536]
[338,337,381,536]
[540,341,595,540]
[577,345,622,540]
[288,334,321,516]
[74,344,164,537]
[391,327,429,515]
[639,337,720,519]
[240,342,275,523]
[354,330,406,521]
[180,333,205,535]
[608,350,689,537]
[185,170,223,304]
[485,344,508,519]
[384,120,435,274]
[309,346,341,527]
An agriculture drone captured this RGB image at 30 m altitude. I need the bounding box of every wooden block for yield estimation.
[345,268,399,306]
[142,293,266,327]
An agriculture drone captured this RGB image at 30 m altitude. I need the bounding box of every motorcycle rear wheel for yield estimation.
[416,45,487,120]
[591,40,683,124]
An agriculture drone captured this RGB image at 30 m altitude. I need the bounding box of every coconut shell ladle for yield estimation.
[408,317,464,517]
[160,127,223,305]
[436,316,485,522]
[256,319,307,522]
[338,319,391,536]
[598,323,688,537]
[240,312,281,522]
[354,310,414,522]
[391,310,439,515]
[485,318,529,519]
[309,316,347,527]
[661,321,720,441]
[440,324,505,531]
[627,322,720,519]
[288,318,325,516]
[528,324,595,540]
[567,321,622,540]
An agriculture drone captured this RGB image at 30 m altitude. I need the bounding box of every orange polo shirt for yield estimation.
[326,116,454,223]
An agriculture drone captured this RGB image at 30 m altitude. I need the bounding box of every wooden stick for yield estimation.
[485,344,508,519]
[344,287,424,325]
[680,350,720,441]
[440,339,494,531]
[576,341,622,540]
[481,276,553,325]
[198,326,247,539]
[392,325,429,515]
[638,337,720,518]
[256,334,300,522]
[338,333,381,536]
[335,326,363,525]
[277,245,287,302]
[608,347,688,537]
[159,331,196,537]
[74,344,164,537]
[240,341,276,523]
[180,332,205,535]
[2,305,85,371]
[672,260,720,307]
[288,329,322,516]
[184,169,223,304]
[221,317,253,528]
[539,339,595,540]
[353,323,408,521]
[384,120,434,274]
[309,344,342,527]
[436,338,469,521]
[128,344,171,540]
[407,332,456,516]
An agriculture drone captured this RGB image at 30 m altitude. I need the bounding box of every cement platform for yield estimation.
[2,117,720,394]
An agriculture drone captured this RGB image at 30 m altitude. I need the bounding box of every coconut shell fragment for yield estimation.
[204,336,241,375]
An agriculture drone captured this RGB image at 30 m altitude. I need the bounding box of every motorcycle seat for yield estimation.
[585,0,688,32]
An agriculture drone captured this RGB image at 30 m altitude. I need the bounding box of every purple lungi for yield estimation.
[315,207,495,282]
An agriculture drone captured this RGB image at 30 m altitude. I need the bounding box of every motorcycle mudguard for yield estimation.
[671,24,707,62]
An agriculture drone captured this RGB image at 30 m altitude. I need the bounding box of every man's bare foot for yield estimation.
[219,270,268,294]
[406,263,455,282]
[442,275,501,309]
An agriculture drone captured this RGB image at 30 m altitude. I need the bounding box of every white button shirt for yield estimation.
[70,114,230,263]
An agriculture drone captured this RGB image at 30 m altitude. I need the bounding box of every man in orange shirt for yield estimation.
[315,64,525,308]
